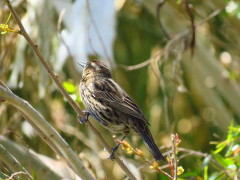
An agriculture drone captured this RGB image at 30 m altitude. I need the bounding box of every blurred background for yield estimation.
[0,0,240,179]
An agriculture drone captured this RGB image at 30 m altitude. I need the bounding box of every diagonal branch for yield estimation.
[0,144,32,180]
[3,0,136,179]
[0,84,95,180]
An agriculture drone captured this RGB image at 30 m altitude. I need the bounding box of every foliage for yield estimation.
[179,122,240,180]
[0,0,240,179]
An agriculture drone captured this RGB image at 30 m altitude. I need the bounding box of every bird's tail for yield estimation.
[137,126,166,162]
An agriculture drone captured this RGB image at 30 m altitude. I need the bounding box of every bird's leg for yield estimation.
[78,110,89,124]
[108,133,128,160]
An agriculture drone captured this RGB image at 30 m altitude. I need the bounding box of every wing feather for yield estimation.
[93,79,148,123]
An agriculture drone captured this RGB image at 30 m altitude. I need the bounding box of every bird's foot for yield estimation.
[78,110,89,124]
[107,144,120,160]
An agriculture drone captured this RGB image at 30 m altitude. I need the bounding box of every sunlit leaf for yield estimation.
[203,166,208,180]
[214,141,227,154]
[212,154,235,168]
[63,81,76,93]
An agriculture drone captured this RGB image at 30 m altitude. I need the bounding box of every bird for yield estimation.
[78,60,165,161]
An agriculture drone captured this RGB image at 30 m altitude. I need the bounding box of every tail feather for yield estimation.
[137,127,166,162]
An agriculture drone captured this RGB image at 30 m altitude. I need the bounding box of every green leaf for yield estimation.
[212,153,235,168]
[63,81,76,93]
[0,31,7,35]
[214,141,227,154]
[204,166,208,180]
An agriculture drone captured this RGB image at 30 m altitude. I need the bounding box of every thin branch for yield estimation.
[3,1,136,179]
[178,148,232,178]
[171,134,178,180]
[2,130,33,174]
[121,7,223,71]
[120,51,163,71]
[184,0,195,56]
[113,136,173,180]
[0,144,32,180]
[0,136,63,179]
[7,171,31,180]
[0,84,95,180]
[156,0,171,40]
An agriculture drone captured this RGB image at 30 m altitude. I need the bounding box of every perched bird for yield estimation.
[79,60,165,161]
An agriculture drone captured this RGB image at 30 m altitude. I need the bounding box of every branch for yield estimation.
[156,0,171,40]
[3,1,136,179]
[0,136,71,179]
[184,0,195,56]
[0,144,32,180]
[7,171,31,180]
[120,8,223,71]
[178,148,232,178]
[0,84,95,180]
[171,134,178,180]
[113,136,173,180]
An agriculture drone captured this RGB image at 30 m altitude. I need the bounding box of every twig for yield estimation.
[7,171,31,180]
[171,134,178,180]
[120,8,223,71]
[113,136,173,180]
[2,130,33,174]
[0,144,32,180]
[156,0,171,40]
[0,84,96,180]
[120,51,163,71]
[184,0,195,56]
[178,148,232,178]
[197,8,223,27]
[3,0,136,179]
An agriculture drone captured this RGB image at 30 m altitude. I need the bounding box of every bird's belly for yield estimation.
[107,123,127,133]
[89,111,129,133]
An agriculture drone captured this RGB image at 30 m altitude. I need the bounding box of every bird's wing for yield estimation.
[93,79,149,123]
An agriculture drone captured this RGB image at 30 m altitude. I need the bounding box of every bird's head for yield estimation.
[79,60,112,80]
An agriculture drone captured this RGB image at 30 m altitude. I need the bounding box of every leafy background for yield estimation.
[0,0,239,179]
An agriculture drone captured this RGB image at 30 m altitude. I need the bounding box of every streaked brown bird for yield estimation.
[79,60,165,161]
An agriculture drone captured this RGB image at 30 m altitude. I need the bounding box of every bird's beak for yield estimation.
[77,61,88,68]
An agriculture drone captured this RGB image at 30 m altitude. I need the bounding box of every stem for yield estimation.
[0,144,32,180]
[171,134,178,180]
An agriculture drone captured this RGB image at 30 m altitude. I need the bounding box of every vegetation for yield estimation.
[0,0,239,179]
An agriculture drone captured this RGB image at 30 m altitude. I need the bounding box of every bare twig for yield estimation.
[7,171,31,180]
[171,134,178,180]
[121,8,223,71]
[120,51,163,71]
[2,130,33,174]
[178,148,232,178]
[0,144,32,180]
[3,0,136,179]
[0,84,96,180]
[156,0,171,40]
[184,0,195,56]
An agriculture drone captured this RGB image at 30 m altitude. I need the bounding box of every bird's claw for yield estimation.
[107,144,120,160]
[78,111,89,124]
